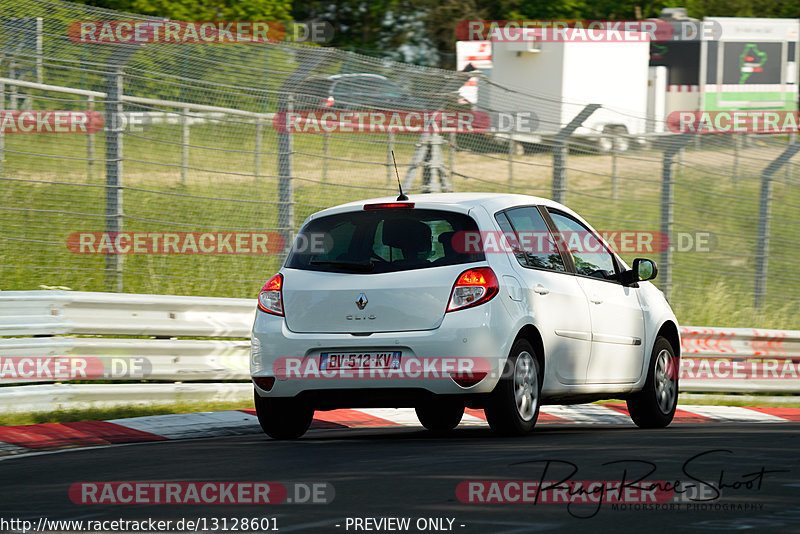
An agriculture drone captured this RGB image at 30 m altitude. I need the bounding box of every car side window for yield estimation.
[496,208,566,272]
[548,211,618,280]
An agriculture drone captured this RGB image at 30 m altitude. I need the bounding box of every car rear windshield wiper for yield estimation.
[309,259,375,273]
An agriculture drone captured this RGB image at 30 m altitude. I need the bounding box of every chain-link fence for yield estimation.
[1,0,799,329]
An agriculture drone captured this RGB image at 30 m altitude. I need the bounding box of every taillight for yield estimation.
[323,96,334,107]
[258,273,284,316]
[446,267,498,312]
[363,202,415,210]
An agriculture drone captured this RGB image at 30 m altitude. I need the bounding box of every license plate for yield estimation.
[320,351,401,370]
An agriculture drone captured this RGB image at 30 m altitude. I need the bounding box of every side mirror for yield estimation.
[616,258,658,286]
[633,258,658,281]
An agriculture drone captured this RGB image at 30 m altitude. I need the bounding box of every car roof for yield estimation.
[307,192,583,223]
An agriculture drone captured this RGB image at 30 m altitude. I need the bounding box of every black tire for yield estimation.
[627,337,678,428]
[484,339,541,436]
[415,398,464,433]
[253,390,314,439]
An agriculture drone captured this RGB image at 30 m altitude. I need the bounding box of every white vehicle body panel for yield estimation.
[251,193,679,406]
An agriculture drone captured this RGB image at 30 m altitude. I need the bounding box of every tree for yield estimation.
[73,0,291,21]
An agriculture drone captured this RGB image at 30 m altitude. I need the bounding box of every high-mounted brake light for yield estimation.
[258,273,284,316]
[447,267,499,312]
[363,202,415,210]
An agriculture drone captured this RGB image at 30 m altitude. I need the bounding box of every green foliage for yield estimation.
[70,0,800,68]
[72,0,292,21]
[0,400,252,426]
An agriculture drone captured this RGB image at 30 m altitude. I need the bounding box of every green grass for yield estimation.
[0,400,253,426]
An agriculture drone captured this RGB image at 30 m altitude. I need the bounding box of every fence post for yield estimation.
[386,132,394,184]
[104,44,140,292]
[754,141,800,308]
[552,104,600,204]
[660,135,693,302]
[87,95,94,180]
[449,132,455,187]
[276,51,332,257]
[254,116,263,180]
[35,17,43,84]
[611,144,618,199]
[181,107,189,185]
[9,62,18,111]
[0,81,4,175]
[105,68,125,292]
[277,97,294,254]
[323,131,329,182]
[507,133,514,186]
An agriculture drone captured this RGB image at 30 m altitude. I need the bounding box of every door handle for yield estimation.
[533,285,550,295]
[590,297,603,304]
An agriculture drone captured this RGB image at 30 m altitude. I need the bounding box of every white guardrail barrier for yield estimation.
[0,291,798,412]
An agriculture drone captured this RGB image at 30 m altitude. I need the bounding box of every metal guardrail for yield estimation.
[0,383,253,414]
[680,326,800,393]
[0,290,254,337]
[0,291,798,412]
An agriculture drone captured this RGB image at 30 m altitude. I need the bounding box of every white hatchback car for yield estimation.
[251,193,680,439]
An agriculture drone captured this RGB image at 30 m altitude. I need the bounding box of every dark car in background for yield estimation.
[292,73,421,111]
[291,73,466,112]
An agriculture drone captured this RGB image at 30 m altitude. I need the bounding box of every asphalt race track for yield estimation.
[0,422,798,533]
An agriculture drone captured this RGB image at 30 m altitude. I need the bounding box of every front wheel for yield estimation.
[627,337,678,428]
[254,391,314,439]
[484,339,541,436]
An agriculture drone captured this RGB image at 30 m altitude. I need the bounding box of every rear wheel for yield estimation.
[627,337,678,428]
[254,391,314,439]
[415,398,464,433]
[485,339,541,436]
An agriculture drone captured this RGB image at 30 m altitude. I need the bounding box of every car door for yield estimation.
[547,210,646,384]
[497,207,593,385]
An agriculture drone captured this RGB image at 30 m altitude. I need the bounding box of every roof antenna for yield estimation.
[391,150,408,201]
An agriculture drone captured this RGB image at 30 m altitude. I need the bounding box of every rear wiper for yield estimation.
[310,259,374,272]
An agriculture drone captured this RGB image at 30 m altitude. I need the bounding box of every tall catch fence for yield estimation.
[1,0,799,329]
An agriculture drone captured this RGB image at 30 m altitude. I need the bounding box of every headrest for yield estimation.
[382,218,432,255]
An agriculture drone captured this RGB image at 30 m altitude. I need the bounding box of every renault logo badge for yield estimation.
[355,293,368,310]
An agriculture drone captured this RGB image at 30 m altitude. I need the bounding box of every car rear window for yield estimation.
[286,208,484,274]
[332,77,403,100]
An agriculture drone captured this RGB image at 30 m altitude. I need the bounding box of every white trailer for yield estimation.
[474,29,651,152]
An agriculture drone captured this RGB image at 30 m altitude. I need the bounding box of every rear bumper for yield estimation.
[250,303,512,400]
[271,388,494,410]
